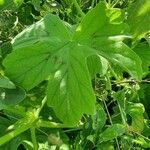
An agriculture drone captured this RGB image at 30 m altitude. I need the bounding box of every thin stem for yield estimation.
[37,128,49,136]
[64,127,82,133]
[30,127,38,150]
[109,65,120,80]
[117,101,127,126]
[37,120,75,128]
[111,0,120,8]
[91,0,95,8]
[133,131,150,142]
[112,79,150,85]
[72,0,85,18]
[36,96,47,117]
[103,98,113,125]
[102,97,121,150]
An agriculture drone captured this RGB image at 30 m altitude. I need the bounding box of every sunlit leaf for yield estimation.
[127,0,150,40]
[126,102,145,132]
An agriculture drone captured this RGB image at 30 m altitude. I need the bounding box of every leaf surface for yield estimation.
[74,2,142,80]
[127,0,150,40]
[99,124,125,142]
[47,44,95,125]
[3,14,96,125]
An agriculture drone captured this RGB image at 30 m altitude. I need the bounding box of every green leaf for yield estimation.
[133,42,150,75]
[74,2,129,40]
[0,87,26,108]
[2,3,144,126]
[3,39,67,90]
[0,0,4,5]
[0,75,16,89]
[94,40,143,80]
[127,0,150,40]
[3,14,96,125]
[126,102,145,132]
[73,2,107,40]
[139,84,150,118]
[47,44,95,125]
[12,14,71,49]
[97,142,114,150]
[74,2,142,80]
[13,0,23,6]
[92,104,106,132]
[87,55,108,78]
[99,124,126,142]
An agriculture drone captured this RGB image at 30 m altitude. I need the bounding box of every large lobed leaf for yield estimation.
[3,2,143,125]
[3,14,96,125]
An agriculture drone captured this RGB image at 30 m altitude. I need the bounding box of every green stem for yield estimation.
[91,0,95,8]
[0,120,34,146]
[117,101,127,126]
[102,98,121,150]
[36,96,47,117]
[37,120,75,129]
[0,111,37,146]
[30,127,38,150]
[111,0,120,8]
[72,0,85,18]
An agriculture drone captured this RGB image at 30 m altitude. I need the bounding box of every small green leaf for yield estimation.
[0,87,26,108]
[99,124,126,142]
[92,104,106,131]
[126,102,145,132]
[0,75,16,89]
[97,142,114,150]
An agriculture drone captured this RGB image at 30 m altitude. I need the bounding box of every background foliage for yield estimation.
[0,0,150,149]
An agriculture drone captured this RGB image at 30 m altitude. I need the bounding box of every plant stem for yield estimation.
[112,79,150,85]
[36,96,47,117]
[0,118,34,146]
[30,127,38,150]
[37,120,75,128]
[111,0,120,8]
[102,97,121,150]
[72,0,85,18]
[91,0,95,8]
[117,101,127,126]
